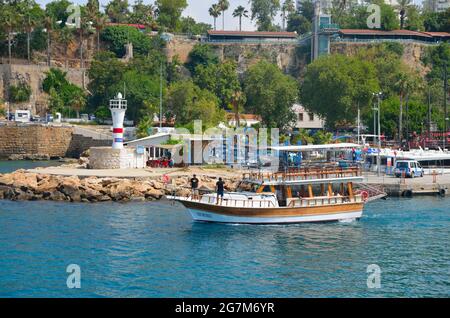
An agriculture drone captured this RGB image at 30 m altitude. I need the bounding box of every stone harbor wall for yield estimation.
[0,124,111,159]
[89,147,147,169]
[0,124,74,159]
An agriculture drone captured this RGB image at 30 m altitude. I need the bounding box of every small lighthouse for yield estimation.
[109,92,127,149]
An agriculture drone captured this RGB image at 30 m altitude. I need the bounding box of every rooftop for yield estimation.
[207,30,298,38]
[339,29,450,38]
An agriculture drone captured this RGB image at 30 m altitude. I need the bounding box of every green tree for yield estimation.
[21,1,45,62]
[57,27,74,68]
[45,0,73,27]
[287,12,311,34]
[155,0,188,32]
[8,82,32,103]
[101,25,155,57]
[129,0,156,27]
[179,17,211,35]
[165,80,225,127]
[243,60,298,131]
[0,4,20,64]
[194,60,241,110]
[249,0,281,31]
[300,54,379,128]
[209,4,221,31]
[281,0,295,31]
[43,68,86,117]
[232,5,249,32]
[185,43,219,74]
[313,130,333,145]
[292,129,313,145]
[395,0,412,30]
[405,5,424,31]
[376,0,400,31]
[105,0,130,23]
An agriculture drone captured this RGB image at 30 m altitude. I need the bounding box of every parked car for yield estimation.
[394,160,424,178]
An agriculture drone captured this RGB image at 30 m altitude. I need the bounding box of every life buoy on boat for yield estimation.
[360,191,369,202]
[162,174,170,184]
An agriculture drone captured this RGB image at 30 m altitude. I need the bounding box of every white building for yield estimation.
[424,0,450,12]
[226,113,261,128]
[293,104,324,130]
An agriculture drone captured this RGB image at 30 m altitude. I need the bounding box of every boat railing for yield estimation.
[243,166,361,183]
[287,194,363,208]
[190,195,277,208]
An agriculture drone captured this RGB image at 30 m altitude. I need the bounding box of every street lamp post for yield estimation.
[373,92,383,177]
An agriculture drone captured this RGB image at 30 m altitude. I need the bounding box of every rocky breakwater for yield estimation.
[0,170,244,203]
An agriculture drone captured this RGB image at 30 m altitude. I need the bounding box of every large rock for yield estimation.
[44,190,68,201]
[108,179,133,201]
[57,176,82,202]
[145,188,164,200]
[35,176,60,194]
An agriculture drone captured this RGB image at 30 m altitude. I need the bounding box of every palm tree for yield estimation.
[209,4,221,31]
[22,10,41,63]
[0,6,19,64]
[232,6,249,32]
[218,0,230,30]
[58,27,74,68]
[92,14,108,52]
[396,0,412,30]
[76,16,91,69]
[44,16,54,66]
[281,0,295,31]
[230,90,245,128]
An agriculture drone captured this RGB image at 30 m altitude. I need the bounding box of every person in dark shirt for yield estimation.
[190,174,199,200]
[216,177,225,204]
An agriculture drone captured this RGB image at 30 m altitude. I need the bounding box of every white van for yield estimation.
[14,110,31,123]
[394,160,424,178]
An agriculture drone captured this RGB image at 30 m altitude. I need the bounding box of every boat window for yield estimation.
[396,162,408,169]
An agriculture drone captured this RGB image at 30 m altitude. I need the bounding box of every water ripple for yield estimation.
[0,197,449,297]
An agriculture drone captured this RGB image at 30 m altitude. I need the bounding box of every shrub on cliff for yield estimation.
[8,82,32,103]
[100,26,158,57]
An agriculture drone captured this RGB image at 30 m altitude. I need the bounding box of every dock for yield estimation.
[362,173,449,197]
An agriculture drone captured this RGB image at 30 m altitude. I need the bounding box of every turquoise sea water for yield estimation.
[0,197,448,298]
[0,160,62,174]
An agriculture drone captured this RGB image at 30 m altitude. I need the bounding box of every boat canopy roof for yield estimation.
[254,176,364,186]
[271,143,361,152]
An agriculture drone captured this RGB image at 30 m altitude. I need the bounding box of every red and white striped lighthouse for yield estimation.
[109,93,127,149]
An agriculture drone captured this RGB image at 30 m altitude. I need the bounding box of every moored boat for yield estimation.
[168,166,368,224]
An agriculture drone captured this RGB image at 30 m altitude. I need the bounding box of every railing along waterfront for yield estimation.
[243,166,361,183]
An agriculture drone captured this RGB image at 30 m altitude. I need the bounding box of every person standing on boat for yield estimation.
[190,174,199,200]
[216,177,225,204]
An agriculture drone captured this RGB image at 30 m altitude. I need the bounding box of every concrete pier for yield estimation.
[362,173,450,197]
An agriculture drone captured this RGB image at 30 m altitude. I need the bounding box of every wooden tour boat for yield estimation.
[168,166,371,224]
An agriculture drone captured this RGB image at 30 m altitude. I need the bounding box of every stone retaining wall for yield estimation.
[89,147,147,169]
[0,124,111,159]
[0,124,73,159]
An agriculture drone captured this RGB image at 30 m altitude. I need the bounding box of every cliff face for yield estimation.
[0,64,86,116]
[330,42,431,76]
[210,42,300,75]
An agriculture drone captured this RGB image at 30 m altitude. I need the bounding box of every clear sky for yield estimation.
[34,0,284,31]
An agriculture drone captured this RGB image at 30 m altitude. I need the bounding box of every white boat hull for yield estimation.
[187,208,363,224]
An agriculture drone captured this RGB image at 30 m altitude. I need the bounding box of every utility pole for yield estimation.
[373,92,382,177]
[357,106,361,145]
[444,62,448,150]
[159,60,163,130]
[405,94,409,149]
[311,0,320,62]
